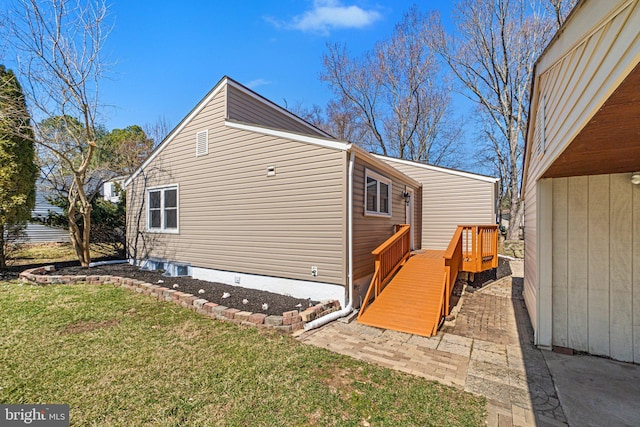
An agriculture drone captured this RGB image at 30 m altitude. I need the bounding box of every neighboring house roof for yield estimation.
[127,76,334,186]
[373,155,499,184]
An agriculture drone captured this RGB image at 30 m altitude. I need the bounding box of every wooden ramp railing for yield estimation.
[443,225,498,316]
[460,225,499,273]
[358,224,499,337]
[358,224,411,320]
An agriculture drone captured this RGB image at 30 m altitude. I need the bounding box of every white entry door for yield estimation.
[405,188,415,250]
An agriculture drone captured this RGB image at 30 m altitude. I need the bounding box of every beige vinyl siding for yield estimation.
[226,85,327,136]
[377,158,496,250]
[351,156,420,285]
[127,87,348,287]
[550,173,640,362]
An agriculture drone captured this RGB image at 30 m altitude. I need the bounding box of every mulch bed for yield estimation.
[466,256,512,288]
[42,263,319,317]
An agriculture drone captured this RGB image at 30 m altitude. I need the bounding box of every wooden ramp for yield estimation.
[358,250,445,337]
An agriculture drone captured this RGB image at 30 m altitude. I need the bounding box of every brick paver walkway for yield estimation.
[297,260,567,426]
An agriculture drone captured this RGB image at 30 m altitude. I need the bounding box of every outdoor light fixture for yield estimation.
[402,191,411,204]
[632,172,640,185]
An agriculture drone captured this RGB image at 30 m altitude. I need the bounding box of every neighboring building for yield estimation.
[375,155,498,250]
[103,176,127,203]
[25,179,70,244]
[126,76,497,309]
[523,0,640,362]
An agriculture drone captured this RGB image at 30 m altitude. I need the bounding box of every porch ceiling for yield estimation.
[543,62,640,178]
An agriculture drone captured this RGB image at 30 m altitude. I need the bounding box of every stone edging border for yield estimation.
[19,266,342,333]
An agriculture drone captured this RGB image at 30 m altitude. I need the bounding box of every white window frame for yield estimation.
[196,130,208,157]
[364,169,392,217]
[146,184,179,233]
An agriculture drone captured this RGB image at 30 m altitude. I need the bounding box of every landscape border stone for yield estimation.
[19,265,341,334]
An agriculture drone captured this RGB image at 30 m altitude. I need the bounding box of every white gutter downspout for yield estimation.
[304,149,355,330]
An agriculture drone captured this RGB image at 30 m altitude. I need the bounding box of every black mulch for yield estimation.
[49,263,318,316]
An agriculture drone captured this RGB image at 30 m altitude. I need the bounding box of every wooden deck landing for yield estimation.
[358,250,445,337]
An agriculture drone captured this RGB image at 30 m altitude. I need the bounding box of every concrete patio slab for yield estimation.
[544,351,640,427]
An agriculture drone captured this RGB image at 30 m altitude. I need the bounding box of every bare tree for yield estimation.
[2,0,111,265]
[430,0,574,238]
[285,101,327,130]
[321,5,461,166]
[545,0,576,28]
[144,115,171,148]
[325,98,370,143]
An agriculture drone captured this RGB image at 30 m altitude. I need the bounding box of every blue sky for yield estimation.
[101,0,461,133]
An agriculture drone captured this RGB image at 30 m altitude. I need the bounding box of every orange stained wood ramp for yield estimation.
[358,250,446,337]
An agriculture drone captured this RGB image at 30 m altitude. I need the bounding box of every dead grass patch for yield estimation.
[60,318,120,335]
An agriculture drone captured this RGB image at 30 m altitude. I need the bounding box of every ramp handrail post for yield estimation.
[358,224,411,319]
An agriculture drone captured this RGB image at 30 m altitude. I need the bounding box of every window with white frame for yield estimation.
[365,169,391,216]
[147,186,178,232]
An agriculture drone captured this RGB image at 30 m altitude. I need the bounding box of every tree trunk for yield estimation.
[0,224,6,271]
[506,197,523,240]
[68,175,92,267]
[81,199,92,265]
[506,126,522,240]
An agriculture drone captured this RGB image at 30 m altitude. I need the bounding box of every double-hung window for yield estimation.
[365,169,392,216]
[147,185,178,232]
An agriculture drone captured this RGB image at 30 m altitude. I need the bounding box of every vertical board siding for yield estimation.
[127,86,347,287]
[552,173,640,361]
[610,174,633,361]
[633,182,640,363]
[351,156,420,283]
[376,159,496,250]
[524,1,640,352]
[587,175,610,356]
[227,85,327,137]
[566,176,589,351]
[552,178,568,346]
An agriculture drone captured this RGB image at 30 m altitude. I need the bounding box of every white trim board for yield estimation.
[374,154,499,183]
[225,120,350,152]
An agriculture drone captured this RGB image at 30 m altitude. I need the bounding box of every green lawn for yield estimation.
[10,242,119,267]
[0,281,485,426]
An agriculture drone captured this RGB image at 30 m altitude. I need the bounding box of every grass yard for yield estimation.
[0,281,485,426]
[10,242,119,267]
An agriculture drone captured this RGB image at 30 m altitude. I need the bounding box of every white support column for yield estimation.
[537,178,554,349]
